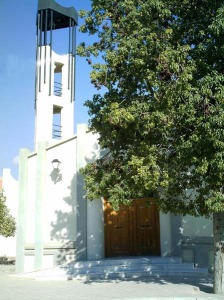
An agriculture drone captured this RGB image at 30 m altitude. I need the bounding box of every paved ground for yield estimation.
[0,265,223,300]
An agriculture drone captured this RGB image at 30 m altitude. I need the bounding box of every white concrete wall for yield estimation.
[87,199,104,260]
[169,213,213,265]
[156,210,213,258]
[170,214,213,255]
[181,215,213,237]
[83,129,104,260]
[44,137,77,245]
[74,125,105,261]
[0,169,18,257]
[18,136,77,272]
[25,154,37,246]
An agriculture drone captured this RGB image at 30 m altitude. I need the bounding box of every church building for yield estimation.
[2,0,215,277]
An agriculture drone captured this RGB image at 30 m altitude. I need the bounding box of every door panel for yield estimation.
[104,202,131,257]
[110,206,130,255]
[104,198,160,257]
[135,200,159,255]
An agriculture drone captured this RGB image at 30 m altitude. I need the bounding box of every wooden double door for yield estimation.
[104,198,160,257]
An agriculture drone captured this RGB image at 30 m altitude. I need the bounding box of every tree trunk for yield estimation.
[213,212,224,294]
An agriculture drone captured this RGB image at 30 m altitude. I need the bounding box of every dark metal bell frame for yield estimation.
[35,0,78,105]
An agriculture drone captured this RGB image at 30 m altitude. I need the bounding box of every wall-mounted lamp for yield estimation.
[51,159,61,172]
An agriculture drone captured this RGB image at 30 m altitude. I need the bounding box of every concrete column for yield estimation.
[34,142,47,269]
[160,212,172,256]
[87,198,104,260]
[75,124,88,260]
[15,148,30,273]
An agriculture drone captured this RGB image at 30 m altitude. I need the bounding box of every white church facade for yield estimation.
[1,0,214,275]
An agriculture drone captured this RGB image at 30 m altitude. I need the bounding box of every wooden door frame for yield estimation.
[104,198,161,257]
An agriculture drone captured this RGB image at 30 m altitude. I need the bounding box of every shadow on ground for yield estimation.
[78,275,213,294]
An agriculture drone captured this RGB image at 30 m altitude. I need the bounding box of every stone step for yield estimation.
[33,268,209,281]
[68,263,196,275]
[16,257,209,281]
[70,256,182,269]
[77,269,209,280]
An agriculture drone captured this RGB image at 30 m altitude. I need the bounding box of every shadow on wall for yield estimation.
[171,214,182,257]
[50,173,77,265]
[50,169,62,184]
[85,142,107,164]
[171,213,213,269]
[50,141,105,265]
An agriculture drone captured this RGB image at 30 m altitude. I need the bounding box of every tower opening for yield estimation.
[52,105,62,139]
[54,62,63,96]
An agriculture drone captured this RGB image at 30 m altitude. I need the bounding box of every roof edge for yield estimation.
[38,0,78,25]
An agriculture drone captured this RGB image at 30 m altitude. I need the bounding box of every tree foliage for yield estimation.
[0,190,16,237]
[78,0,224,216]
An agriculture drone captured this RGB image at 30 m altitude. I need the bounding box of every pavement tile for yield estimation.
[0,265,223,300]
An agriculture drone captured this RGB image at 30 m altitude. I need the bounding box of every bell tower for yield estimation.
[34,0,78,149]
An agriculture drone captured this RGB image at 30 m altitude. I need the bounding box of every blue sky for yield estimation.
[0,0,98,178]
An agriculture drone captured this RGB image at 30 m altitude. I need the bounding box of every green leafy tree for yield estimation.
[78,0,224,294]
[0,190,16,237]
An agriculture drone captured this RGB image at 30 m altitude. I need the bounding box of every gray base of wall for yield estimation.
[23,241,76,271]
[181,236,213,272]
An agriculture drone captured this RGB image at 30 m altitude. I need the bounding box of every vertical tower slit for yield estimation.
[39,10,43,92]
[49,10,53,96]
[44,9,48,84]
[71,20,75,102]
[35,13,40,108]
[68,18,71,90]
[74,25,77,102]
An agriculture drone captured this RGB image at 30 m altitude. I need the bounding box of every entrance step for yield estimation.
[17,257,209,281]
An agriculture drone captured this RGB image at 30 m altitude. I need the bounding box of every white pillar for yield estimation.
[34,142,47,270]
[87,199,104,260]
[75,124,88,260]
[160,212,172,256]
[16,149,30,273]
